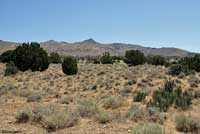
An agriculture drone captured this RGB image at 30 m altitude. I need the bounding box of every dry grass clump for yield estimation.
[77,99,100,118]
[132,122,165,134]
[127,105,165,124]
[27,93,42,102]
[58,95,73,104]
[175,114,200,133]
[15,104,79,132]
[95,110,113,124]
[102,96,124,109]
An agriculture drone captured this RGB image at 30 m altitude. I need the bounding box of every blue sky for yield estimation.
[0,0,200,52]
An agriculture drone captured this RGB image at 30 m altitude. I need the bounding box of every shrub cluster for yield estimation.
[4,61,18,76]
[148,80,193,112]
[179,54,200,72]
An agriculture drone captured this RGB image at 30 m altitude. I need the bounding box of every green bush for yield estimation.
[62,56,78,75]
[132,122,164,134]
[147,55,166,66]
[4,61,18,76]
[134,91,146,102]
[174,91,193,110]
[48,52,61,64]
[13,42,49,71]
[124,50,145,66]
[148,80,193,112]
[0,50,14,63]
[168,64,183,76]
[175,114,200,133]
[100,52,113,64]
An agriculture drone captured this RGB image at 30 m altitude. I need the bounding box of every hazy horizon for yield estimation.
[0,0,200,52]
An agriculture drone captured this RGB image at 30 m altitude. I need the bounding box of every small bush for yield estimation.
[16,104,79,132]
[77,99,99,118]
[27,93,42,102]
[48,52,61,64]
[93,59,100,64]
[95,111,112,124]
[15,110,31,123]
[102,96,124,109]
[175,114,200,133]
[132,122,164,134]
[174,91,193,110]
[4,61,18,76]
[100,52,113,64]
[168,64,184,76]
[62,56,78,75]
[134,91,146,102]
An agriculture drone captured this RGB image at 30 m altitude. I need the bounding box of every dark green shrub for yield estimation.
[124,50,145,66]
[169,64,183,76]
[100,52,113,64]
[4,61,18,76]
[147,55,166,66]
[93,59,100,64]
[48,52,61,64]
[179,54,200,72]
[148,80,193,112]
[134,91,146,102]
[13,42,49,71]
[62,56,78,75]
[0,50,14,63]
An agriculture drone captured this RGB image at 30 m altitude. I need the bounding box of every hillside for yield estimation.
[0,39,195,57]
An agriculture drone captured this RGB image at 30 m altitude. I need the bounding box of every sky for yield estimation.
[0,0,200,52]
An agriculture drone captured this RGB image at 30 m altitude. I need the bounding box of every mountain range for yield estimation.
[0,39,195,57]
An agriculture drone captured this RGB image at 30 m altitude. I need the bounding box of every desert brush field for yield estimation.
[0,62,200,134]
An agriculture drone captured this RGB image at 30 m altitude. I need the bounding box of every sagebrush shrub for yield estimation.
[132,122,164,134]
[62,56,78,75]
[175,114,200,133]
[77,99,99,117]
[4,61,18,76]
[134,91,146,102]
[148,80,193,112]
[169,64,183,76]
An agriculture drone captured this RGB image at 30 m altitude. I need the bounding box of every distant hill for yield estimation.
[0,39,195,57]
